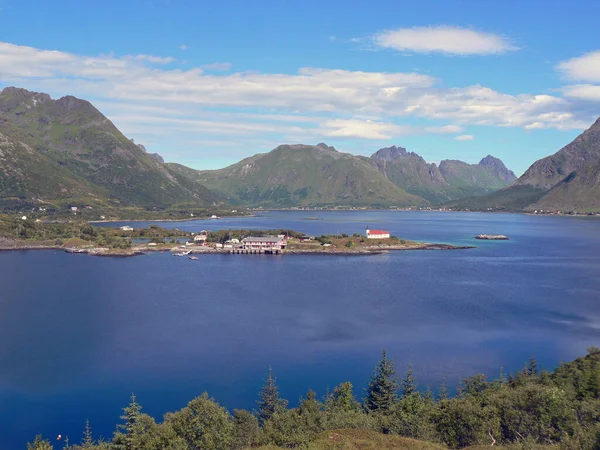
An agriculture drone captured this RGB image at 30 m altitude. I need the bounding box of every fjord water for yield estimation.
[1,211,600,448]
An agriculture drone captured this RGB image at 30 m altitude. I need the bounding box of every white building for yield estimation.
[242,236,286,251]
[366,227,390,239]
[194,234,207,246]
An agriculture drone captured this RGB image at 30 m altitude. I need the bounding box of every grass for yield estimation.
[249,429,552,450]
[250,429,446,450]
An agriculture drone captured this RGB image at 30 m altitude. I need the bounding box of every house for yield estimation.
[71,206,78,212]
[365,227,390,239]
[242,236,286,251]
[120,225,134,231]
[194,234,207,246]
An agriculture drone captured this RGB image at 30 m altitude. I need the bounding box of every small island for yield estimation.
[474,234,510,240]
[0,217,473,257]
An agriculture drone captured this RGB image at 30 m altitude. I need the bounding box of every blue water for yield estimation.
[1,211,600,448]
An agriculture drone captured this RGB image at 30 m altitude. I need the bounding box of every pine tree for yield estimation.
[438,377,449,401]
[364,350,399,412]
[257,367,288,423]
[527,356,538,376]
[401,364,417,398]
[424,385,434,402]
[498,367,508,384]
[82,419,93,448]
[114,393,142,450]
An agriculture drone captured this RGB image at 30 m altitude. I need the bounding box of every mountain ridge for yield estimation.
[370,145,516,204]
[447,116,600,212]
[0,87,221,211]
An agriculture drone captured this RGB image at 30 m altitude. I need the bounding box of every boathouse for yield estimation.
[242,236,286,252]
[365,227,390,239]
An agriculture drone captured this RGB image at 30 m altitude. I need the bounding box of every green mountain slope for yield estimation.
[169,143,427,207]
[0,131,108,210]
[448,117,600,212]
[0,87,221,210]
[528,159,600,212]
[370,146,516,204]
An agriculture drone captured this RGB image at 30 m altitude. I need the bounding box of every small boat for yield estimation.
[188,256,199,260]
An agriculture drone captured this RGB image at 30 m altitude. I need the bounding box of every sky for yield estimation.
[1,0,600,175]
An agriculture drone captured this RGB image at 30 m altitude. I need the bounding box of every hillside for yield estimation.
[370,146,516,203]
[26,349,600,450]
[170,143,427,207]
[528,158,600,211]
[0,87,221,211]
[448,117,600,212]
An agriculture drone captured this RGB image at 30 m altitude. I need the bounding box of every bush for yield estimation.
[168,393,233,450]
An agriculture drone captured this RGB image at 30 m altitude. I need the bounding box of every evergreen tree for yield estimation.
[438,377,449,401]
[527,356,538,377]
[27,435,53,450]
[325,381,359,412]
[401,364,417,398]
[257,367,288,423]
[364,350,399,412]
[82,419,93,448]
[114,394,142,450]
[424,385,434,402]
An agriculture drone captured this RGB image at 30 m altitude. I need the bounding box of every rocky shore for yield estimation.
[474,234,509,240]
[0,236,473,258]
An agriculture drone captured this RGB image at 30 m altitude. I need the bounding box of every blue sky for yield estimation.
[1,0,600,175]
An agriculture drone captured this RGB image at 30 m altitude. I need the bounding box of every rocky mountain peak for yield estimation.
[371,145,408,161]
[316,142,337,152]
[478,155,501,166]
[0,87,52,111]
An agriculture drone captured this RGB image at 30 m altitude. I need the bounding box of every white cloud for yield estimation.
[0,40,593,155]
[319,119,412,140]
[179,44,189,51]
[557,51,600,82]
[132,54,175,64]
[454,134,474,141]
[202,62,232,71]
[373,26,517,56]
[562,84,600,101]
[424,124,464,134]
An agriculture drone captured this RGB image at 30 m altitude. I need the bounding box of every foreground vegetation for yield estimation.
[27,349,600,449]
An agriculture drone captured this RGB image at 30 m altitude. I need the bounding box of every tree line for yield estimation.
[27,348,600,449]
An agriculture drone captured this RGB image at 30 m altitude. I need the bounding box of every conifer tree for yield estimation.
[401,364,417,398]
[82,419,93,448]
[527,356,538,376]
[257,367,288,423]
[326,381,359,412]
[114,393,142,450]
[364,350,399,412]
[438,377,449,401]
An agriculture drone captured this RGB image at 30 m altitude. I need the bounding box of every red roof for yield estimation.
[368,229,388,234]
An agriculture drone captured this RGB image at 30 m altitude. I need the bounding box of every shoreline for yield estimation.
[0,242,474,257]
[88,214,255,224]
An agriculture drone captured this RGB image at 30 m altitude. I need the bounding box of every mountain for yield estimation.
[169,144,426,207]
[448,117,600,212]
[370,145,516,203]
[0,87,220,210]
[528,158,600,211]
